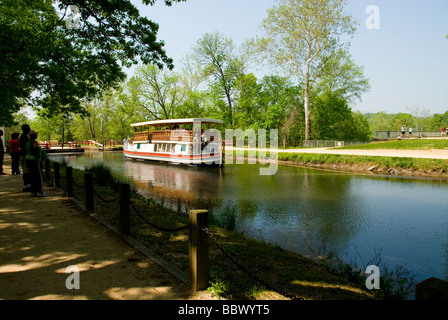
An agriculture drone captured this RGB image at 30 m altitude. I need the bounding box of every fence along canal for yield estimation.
[45,159,304,299]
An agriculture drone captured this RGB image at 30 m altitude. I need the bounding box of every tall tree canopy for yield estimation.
[129,64,186,120]
[189,32,245,128]
[251,0,365,141]
[0,0,185,126]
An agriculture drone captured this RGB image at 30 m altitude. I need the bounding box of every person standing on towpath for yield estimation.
[25,130,48,197]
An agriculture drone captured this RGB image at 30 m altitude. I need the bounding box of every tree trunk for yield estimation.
[88,118,95,139]
[304,65,311,141]
[224,87,233,128]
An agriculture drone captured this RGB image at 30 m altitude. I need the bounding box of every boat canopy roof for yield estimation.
[131,118,223,127]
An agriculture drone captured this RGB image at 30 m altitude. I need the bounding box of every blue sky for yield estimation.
[130,0,448,115]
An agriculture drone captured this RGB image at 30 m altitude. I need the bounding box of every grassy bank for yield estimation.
[51,161,390,300]
[341,139,448,150]
[232,148,448,177]
[276,152,448,177]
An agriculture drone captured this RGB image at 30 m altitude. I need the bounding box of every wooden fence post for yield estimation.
[84,172,94,213]
[119,183,130,235]
[54,162,60,188]
[66,166,73,198]
[45,159,51,181]
[189,210,209,293]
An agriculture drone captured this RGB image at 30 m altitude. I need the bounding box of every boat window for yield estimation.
[181,144,186,152]
[137,144,140,150]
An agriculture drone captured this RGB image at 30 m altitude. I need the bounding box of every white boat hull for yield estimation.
[123,141,223,166]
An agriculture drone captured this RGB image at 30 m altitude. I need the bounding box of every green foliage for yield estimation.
[130,64,184,120]
[311,91,351,140]
[320,251,415,300]
[315,48,371,102]
[392,113,414,129]
[250,0,363,140]
[190,32,245,128]
[364,111,395,132]
[425,111,448,131]
[85,163,116,186]
[310,91,371,141]
[209,201,238,232]
[0,0,182,124]
[3,0,383,145]
[365,110,448,135]
[342,139,448,150]
[207,265,230,298]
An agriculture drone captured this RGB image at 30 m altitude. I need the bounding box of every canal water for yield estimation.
[49,151,448,286]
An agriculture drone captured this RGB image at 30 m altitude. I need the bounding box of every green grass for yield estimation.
[49,160,379,300]
[341,139,448,150]
[277,152,448,172]
[229,148,448,174]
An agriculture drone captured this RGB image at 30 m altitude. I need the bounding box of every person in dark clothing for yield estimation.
[0,130,5,175]
[25,130,48,197]
[19,124,31,190]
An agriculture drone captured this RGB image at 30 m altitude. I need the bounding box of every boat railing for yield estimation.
[38,141,81,149]
[133,130,193,142]
[133,131,151,142]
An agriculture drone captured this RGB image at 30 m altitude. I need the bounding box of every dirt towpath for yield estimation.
[229,146,448,160]
[0,155,207,300]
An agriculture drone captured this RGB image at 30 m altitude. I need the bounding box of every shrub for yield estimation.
[210,200,238,232]
[86,162,115,186]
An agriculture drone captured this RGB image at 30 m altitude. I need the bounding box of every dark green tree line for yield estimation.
[0,0,185,126]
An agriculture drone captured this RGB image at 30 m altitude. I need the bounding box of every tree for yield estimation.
[233,73,263,129]
[130,64,186,120]
[176,90,210,119]
[425,111,448,131]
[2,113,30,143]
[311,92,352,140]
[190,32,245,128]
[251,0,359,141]
[31,111,74,143]
[344,111,371,141]
[313,48,370,102]
[365,111,395,132]
[311,92,371,141]
[392,113,414,131]
[0,0,185,126]
[405,104,431,131]
[257,76,303,145]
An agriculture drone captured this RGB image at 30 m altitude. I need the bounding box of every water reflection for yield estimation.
[49,151,448,283]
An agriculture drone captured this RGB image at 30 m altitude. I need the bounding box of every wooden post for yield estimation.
[189,210,209,293]
[84,172,94,213]
[54,162,60,188]
[119,183,130,235]
[45,159,51,181]
[66,166,73,198]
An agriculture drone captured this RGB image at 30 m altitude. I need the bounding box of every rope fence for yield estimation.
[130,200,188,233]
[73,180,85,189]
[44,159,304,300]
[93,187,118,203]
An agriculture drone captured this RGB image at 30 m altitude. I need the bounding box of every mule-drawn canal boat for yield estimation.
[123,118,224,166]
